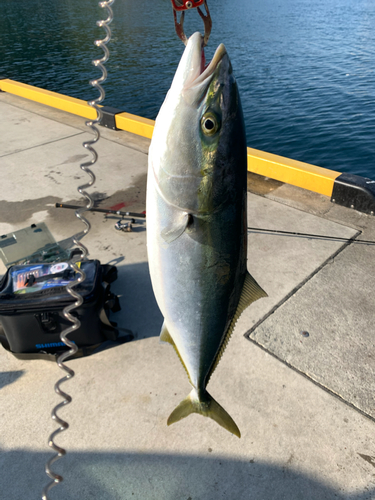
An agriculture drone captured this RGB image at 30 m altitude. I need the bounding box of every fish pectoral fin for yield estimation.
[159,321,175,346]
[167,389,241,438]
[161,212,190,243]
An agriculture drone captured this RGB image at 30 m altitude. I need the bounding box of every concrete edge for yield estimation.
[1,78,374,214]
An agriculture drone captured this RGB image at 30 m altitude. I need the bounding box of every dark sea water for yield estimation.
[1,0,375,179]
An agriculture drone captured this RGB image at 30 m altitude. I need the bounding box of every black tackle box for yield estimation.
[0,260,121,360]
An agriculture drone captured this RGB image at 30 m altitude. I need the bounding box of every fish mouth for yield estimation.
[195,42,227,86]
[183,33,227,89]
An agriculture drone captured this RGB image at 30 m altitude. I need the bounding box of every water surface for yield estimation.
[1,0,374,178]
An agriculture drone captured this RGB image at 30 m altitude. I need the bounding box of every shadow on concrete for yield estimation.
[2,449,374,500]
[0,370,25,390]
[106,256,126,267]
[111,262,163,340]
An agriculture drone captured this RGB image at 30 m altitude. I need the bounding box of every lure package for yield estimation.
[0,260,121,360]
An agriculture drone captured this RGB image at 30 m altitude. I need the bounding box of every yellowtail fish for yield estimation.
[146,32,267,438]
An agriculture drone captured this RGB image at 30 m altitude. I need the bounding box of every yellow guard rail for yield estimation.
[0,79,341,197]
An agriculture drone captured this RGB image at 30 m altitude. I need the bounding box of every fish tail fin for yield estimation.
[167,389,241,438]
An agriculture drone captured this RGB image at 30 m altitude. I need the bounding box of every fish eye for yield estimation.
[201,113,220,136]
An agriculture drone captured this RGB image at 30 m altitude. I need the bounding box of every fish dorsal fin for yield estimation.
[160,321,175,345]
[161,212,190,243]
[207,271,267,383]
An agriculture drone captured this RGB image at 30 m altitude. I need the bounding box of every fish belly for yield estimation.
[146,169,246,390]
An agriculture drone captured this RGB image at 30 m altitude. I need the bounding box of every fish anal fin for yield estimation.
[167,389,241,438]
[207,271,267,383]
[160,321,175,345]
[161,213,189,243]
[160,322,193,385]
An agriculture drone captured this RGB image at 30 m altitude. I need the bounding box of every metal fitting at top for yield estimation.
[172,0,212,47]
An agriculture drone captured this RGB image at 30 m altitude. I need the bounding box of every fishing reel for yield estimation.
[114,218,134,233]
[171,0,205,11]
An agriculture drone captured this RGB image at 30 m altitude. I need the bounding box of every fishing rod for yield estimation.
[247,227,375,245]
[56,204,373,244]
[55,203,146,219]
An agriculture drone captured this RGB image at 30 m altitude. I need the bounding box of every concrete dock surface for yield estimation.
[0,92,374,499]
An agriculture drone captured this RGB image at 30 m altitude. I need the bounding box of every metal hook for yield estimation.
[173,9,188,46]
[172,0,212,47]
[197,1,212,47]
